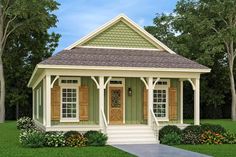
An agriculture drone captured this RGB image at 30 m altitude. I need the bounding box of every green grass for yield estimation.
[175,119,236,157]
[0,121,134,157]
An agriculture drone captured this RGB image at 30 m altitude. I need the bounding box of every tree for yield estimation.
[0,0,60,122]
[145,0,233,119]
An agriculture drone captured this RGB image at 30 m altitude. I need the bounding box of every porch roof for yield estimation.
[40,47,209,70]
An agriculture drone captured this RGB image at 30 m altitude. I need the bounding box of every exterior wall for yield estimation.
[49,76,181,126]
[33,80,44,123]
[125,78,145,124]
[51,77,99,125]
[82,20,158,49]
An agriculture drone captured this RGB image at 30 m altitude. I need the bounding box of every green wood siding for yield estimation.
[81,77,99,124]
[34,80,44,123]
[125,78,145,124]
[82,20,157,49]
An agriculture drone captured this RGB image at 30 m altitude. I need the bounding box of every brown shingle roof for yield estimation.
[40,47,208,69]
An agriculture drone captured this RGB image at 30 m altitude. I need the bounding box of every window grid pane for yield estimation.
[62,88,77,118]
[153,89,167,118]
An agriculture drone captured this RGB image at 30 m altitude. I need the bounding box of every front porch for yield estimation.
[32,69,200,133]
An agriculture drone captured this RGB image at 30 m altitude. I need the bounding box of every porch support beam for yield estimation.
[147,77,154,126]
[179,80,183,124]
[140,77,148,89]
[91,76,112,127]
[194,78,200,125]
[141,77,160,126]
[187,78,196,90]
[45,75,51,127]
[99,76,105,128]
[50,75,59,88]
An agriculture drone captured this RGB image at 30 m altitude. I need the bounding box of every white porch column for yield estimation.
[45,75,51,127]
[147,77,153,126]
[180,80,183,124]
[194,78,200,125]
[99,76,105,127]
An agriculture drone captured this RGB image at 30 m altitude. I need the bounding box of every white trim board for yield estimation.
[65,14,176,54]
[37,64,211,73]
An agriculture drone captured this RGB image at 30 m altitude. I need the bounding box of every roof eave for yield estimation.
[37,64,211,73]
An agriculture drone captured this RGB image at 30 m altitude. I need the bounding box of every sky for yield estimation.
[51,0,178,54]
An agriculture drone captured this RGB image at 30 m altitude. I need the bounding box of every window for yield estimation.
[61,88,78,120]
[153,89,167,118]
[59,77,80,122]
[59,77,81,86]
[153,79,169,120]
[36,87,41,119]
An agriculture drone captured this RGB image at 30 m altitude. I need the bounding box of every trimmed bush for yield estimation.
[17,117,35,130]
[201,124,226,134]
[223,131,236,144]
[181,125,202,144]
[159,125,181,140]
[44,131,66,147]
[66,134,87,147]
[200,130,224,144]
[64,131,80,139]
[160,132,181,145]
[19,129,45,148]
[84,131,108,146]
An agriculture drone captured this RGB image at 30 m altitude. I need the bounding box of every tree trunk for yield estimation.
[0,56,5,123]
[0,4,5,123]
[229,58,236,120]
[228,39,236,120]
[16,102,19,120]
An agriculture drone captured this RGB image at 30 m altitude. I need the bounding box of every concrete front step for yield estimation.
[106,125,158,144]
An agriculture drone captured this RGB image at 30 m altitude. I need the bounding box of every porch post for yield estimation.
[99,76,105,127]
[194,78,200,125]
[45,75,51,127]
[180,80,183,124]
[147,77,153,126]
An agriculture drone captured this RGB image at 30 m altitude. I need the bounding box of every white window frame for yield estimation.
[59,77,81,86]
[59,77,80,122]
[36,87,41,119]
[153,79,170,121]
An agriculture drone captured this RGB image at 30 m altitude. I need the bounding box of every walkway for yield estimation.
[113,144,211,157]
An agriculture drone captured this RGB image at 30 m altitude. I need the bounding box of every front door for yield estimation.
[109,87,123,124]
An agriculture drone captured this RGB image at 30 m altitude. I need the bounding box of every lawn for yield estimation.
[175,119,236,157]
[0,121,134,157]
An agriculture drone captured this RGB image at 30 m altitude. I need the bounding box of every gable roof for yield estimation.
[40,47,209,70]
[65,14,176,54]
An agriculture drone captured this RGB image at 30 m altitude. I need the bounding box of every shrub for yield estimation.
[84,131,108,146]
[222,131,236,144]
[181,125,202,144]
[65,134,87,147]
[17,117,35,130]
[201,124,226,134]
[200,130,224,144]
[19,129,45,148]
[64,131,80,139]
[160,132,181,145]
[159,125,181,140]
[44,132,66,147]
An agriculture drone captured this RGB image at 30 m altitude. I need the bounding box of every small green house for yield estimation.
[27,14,210,144]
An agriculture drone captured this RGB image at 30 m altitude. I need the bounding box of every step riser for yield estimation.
[106,126,158,144]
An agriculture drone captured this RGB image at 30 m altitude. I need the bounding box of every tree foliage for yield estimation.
[145,0,235,118]
[0,0,60,120]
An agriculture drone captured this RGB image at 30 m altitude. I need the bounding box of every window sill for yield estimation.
[156,118,169,121]
[60,119,80,123]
